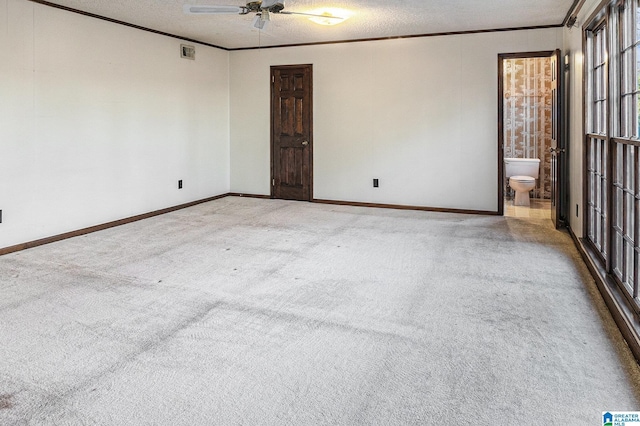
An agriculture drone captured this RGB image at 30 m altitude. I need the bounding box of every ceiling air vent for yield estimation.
[180,44,195,60]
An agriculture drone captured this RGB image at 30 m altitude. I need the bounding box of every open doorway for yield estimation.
[498,51,563,224]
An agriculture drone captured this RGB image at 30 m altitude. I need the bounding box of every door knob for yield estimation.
[301,141,309,146]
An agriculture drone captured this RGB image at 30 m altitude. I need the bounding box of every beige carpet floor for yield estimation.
[0,196,639,425]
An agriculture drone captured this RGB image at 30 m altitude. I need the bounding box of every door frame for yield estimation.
[270,64,314,201]
[497,51,563,221]
[549,48,565,228]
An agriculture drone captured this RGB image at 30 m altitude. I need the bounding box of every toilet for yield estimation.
[504,158,540,207]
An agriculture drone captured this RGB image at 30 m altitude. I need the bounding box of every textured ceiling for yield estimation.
[39,0,575,49]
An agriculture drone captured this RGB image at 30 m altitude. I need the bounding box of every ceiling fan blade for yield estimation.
[278,10,344,20]
[183,4,247,15]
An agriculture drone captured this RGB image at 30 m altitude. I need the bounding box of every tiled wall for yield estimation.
[503,57,552,199]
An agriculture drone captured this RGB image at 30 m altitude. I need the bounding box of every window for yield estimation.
[585,0,640,312]
[585,23,609,261]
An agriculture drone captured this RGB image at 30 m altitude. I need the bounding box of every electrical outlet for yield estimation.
[178,180,183,189]
[373,179,379,188]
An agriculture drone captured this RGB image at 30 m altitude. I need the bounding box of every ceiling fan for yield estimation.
[183,0,344,29]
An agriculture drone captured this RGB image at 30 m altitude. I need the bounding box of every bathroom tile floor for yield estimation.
[504,198,551,219]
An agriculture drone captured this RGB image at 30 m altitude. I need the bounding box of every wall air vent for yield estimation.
[180,44,195,60]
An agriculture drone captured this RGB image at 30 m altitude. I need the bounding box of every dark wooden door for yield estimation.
[271,64,313,201]
[549,49,565,228]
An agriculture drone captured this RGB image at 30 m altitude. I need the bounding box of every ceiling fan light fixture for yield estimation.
[252,12,270,29]
[307,8,350,26]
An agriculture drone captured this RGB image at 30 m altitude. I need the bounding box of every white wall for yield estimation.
[0,0,230,248]
[230,28,562,212]
[0,0,567,251]
[563,0,601,237]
